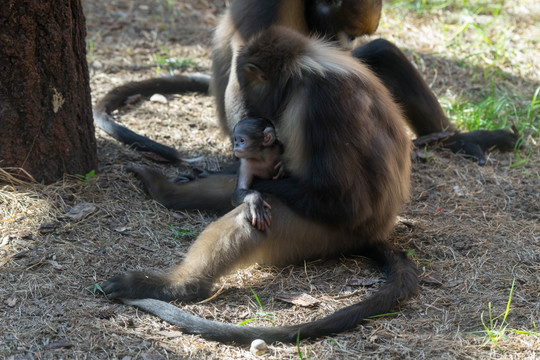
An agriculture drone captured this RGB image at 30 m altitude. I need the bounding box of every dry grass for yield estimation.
[1,0,539,359]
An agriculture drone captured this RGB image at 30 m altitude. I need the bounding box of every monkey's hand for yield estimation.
[243,192,272,231]
[273,161,286,180]
[442,130,520,165]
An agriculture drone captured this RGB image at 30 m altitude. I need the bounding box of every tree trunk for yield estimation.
[0,0,97,184]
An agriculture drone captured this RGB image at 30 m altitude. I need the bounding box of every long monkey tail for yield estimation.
[122,246,418,344]
[93,74,210,163]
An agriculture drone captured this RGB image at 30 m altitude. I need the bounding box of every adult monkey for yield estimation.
[103,25,416,344]
[98,3,515,343]
[94,0,517,166]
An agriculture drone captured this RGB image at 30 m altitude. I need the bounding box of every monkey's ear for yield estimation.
[262,127,276,146]
[243,63,267,83]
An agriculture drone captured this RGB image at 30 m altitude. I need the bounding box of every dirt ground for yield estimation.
[1,0,539,359]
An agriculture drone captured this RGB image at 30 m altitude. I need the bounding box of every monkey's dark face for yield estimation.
[305,0,382,41]
[233,125,260,159]
[232,133,250,158]
[233,117,275,158]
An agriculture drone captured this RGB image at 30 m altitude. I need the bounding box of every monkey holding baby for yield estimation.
[101,0,416,344]
[103,24,416,344]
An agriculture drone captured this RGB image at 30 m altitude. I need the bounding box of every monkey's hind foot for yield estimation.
[102,271,210,302]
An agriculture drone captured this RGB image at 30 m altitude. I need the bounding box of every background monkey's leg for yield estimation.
[128,167,237,213]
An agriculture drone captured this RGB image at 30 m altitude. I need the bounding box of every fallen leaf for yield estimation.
[420,271,444,286]
[398,218,416,229]
[275,292,320,307]
[5,295,18,307]
[39,222,60,234]
[65,203,97,221]
[92,306,116,319]
[17,229,33,239]
[156,330,184,338]
[47,260,64,270]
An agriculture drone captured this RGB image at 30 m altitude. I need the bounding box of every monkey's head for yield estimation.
[233,117,276,159]
[236,26,310,121]
[306,0,382,45]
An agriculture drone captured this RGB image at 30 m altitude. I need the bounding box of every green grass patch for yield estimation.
[296,329,310,359]
[441,86,539,136]
[168,223,195,243]
[389,0,504,15]
[75,169,97,184]
[238,287,276,326]
[386,1,538,138]
[85,283,105,296]
[469,279,540,353]
[154,47,199,75]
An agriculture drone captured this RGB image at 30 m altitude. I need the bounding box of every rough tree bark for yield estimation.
[0,0,97,184]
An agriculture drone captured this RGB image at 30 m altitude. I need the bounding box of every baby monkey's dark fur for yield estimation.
[232,117,284,231]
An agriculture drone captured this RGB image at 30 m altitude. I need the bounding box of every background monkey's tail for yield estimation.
[123,246,418,344]
[93,74,210,163]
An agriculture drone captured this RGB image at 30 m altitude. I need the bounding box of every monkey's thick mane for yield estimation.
[302,39,363,79]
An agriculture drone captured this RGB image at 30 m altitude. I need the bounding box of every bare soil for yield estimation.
[1,1,538,359]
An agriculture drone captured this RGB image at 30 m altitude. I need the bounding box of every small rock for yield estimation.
[150,93,168,104]
[0,236,9,247]
[250,339,267,356]
[92,60,103,69]
[5,295,18,307]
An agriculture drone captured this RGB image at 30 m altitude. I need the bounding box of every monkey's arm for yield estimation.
[352,39,519,165]
[272,160,286,179]
[251,177,349,225]
[232,189,272,231]
[94,74,210,163]
[233,166,272,231]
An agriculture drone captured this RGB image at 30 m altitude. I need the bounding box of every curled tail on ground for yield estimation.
[123,245,418,344]
[93,74,210,163]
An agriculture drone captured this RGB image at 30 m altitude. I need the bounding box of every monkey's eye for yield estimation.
[234,136,245,144]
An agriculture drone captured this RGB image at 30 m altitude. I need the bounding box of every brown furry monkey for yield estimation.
[232,117,284,231]
[94,0,518,164]
[103,26,417,344]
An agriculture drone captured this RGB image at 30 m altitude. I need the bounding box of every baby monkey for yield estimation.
[232,117,284,231]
